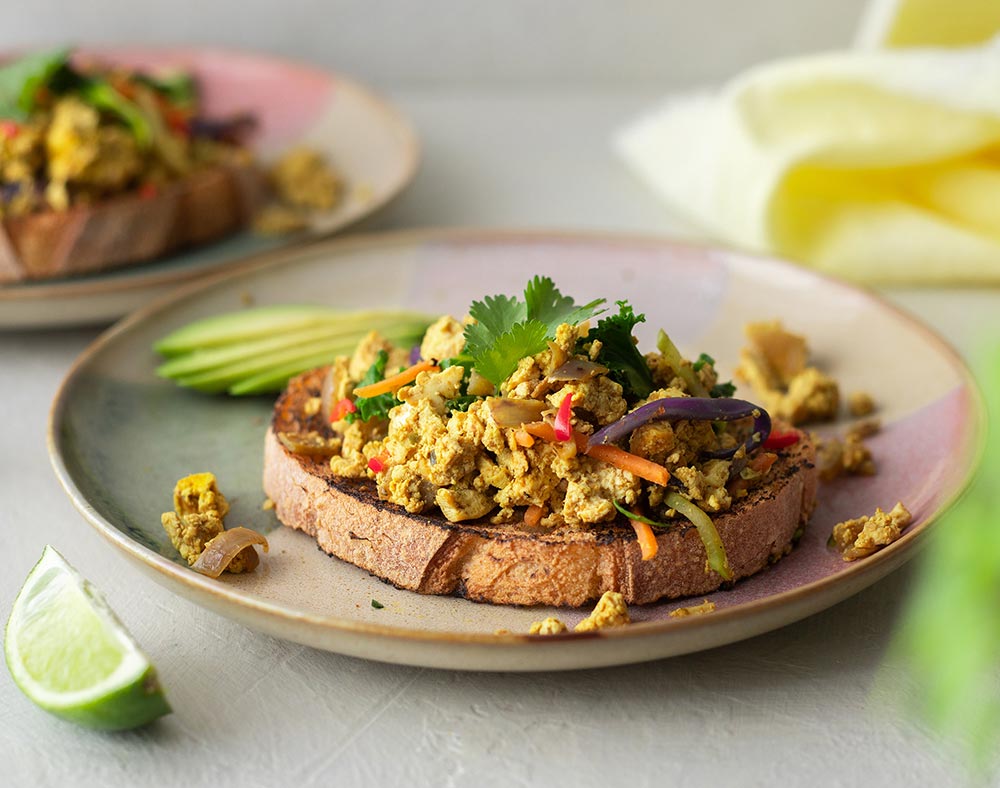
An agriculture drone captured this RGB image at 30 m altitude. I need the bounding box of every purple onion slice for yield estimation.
[587,396,771,461]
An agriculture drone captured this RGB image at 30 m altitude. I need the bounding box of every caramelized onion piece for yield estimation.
[467,369,495,397]
[277,431,340,457]
[193,527,270,578]
[488,397,548,428]
[547,358,609,382]
[547,340,568,370]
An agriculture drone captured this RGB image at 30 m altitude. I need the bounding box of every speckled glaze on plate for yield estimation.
[48,229,982,671]
[0,46,419,329]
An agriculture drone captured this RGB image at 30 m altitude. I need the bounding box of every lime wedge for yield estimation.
[4,546,170,730]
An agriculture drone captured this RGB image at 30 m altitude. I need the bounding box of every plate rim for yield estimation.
[0,45,420,304]
[46,227,986,666]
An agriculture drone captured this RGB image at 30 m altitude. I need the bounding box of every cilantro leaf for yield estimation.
[465,294,526,359]
[472,320,549,386]
[462,277,606,387]
[582,301,654,402]
[524,275,605,335]
[346,351,397,423]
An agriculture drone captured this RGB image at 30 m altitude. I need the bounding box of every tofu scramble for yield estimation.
[286,277,802,575]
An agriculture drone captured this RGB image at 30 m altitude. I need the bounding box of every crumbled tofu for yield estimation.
[575,591,631,632]
[161,473,257,573]
[160,511,224,566]
[736,321,839,425]
[669,599,716,618]
[743,320,808,386]
[831,502,912,561]
[529,617,568,635]
[818,434,876,481]
[252,203,308,235]
[848,391,876,417]
[845,418,881,441]
[419,315,467,363]
[269,146,341,210]
[262,498,275,511]
[173,472,230,520]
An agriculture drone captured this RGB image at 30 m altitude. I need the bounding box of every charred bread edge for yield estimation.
[263,368,819,608]
[0,164,266,283]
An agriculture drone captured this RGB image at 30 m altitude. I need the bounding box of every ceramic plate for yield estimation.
[0,47,418,329]
[49,230,982,671]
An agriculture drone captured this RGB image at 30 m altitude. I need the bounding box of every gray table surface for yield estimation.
[1,90,994,788]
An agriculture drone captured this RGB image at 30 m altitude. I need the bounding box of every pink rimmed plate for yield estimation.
[48,229,982,671]
[0,46,419,329]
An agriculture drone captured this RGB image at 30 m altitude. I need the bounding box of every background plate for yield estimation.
[49,229,982,671]
[0,46,419,329]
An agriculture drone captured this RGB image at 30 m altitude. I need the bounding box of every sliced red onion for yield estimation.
[547,358,609,382]
[588,396,771,460]
[408,344,422,365]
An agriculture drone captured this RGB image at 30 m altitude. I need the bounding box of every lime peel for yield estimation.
[4,546,171,730]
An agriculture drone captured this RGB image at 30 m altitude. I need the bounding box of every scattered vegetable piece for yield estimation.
[192,527,270,578]
[763,428,801,450]
[553,392,574,441]
[586,444,671,486]
[524,504,545,527]
[353,359,439,399]
[329,397,357,422]
[664,490,733,581]
[371,599,385,610]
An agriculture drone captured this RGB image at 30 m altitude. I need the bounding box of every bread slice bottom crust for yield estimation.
[263,369,819,607]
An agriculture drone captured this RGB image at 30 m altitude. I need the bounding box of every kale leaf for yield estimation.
[582,301,654,402]
[346,350,397,423]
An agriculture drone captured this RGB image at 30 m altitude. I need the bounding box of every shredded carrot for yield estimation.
[630,517,659,561]
[520,421,670,486]
[521,422,589,453]
[524,504,545,527]
[585,444,671,487]
[514,429,535,448]
[353,360,438,399]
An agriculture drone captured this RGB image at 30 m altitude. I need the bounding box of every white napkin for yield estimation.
[616,37,1000,284]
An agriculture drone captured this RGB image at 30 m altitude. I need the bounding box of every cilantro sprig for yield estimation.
[463,276,605,386]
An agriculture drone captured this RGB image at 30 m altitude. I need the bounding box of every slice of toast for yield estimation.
[263,367,819,607]
[0,164,267,283]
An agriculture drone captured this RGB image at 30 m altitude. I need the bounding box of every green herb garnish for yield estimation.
[0,49,70,119]
[710,381,737,398]
[613,500,673,529]
[370,599,385,610]
[463,276,605,387]
[347,351,397,423]
[445,395,479,412]
[583,301,654,402]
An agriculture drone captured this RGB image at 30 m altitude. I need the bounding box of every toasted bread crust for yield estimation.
[0,164,266,283]
[263,368,819,607]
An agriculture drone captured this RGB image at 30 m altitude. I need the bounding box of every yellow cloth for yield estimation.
[616,37,1000,284]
